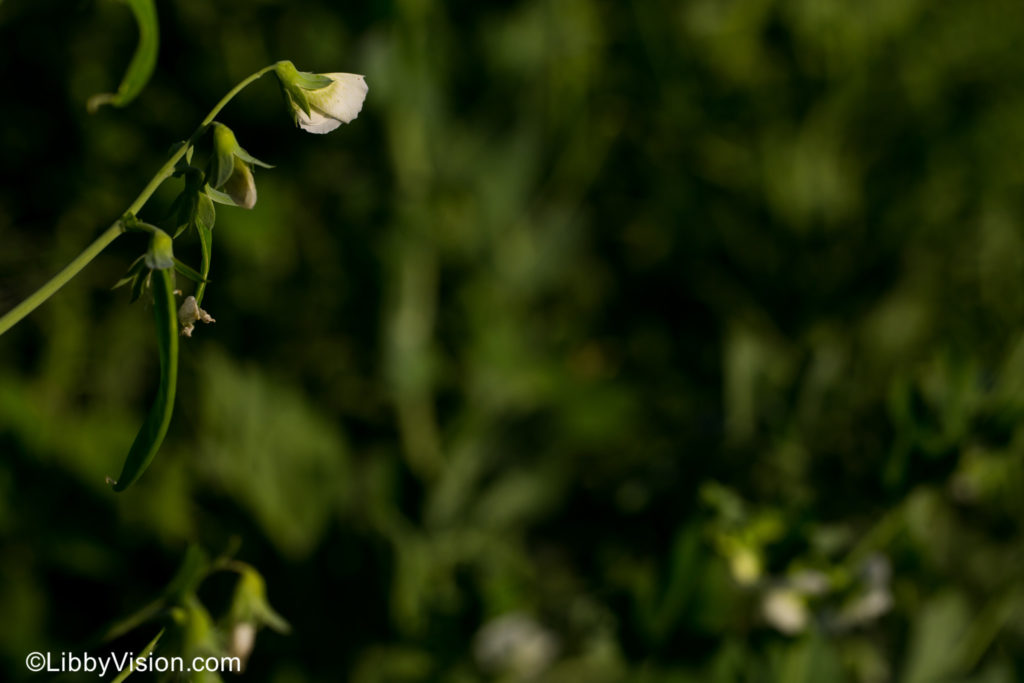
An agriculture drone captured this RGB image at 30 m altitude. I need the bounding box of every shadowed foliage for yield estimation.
[2,0,1024,680]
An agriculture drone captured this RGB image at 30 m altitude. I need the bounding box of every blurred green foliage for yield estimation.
[3,0,1024,680]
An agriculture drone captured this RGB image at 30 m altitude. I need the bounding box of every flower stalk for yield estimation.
[0,64,277,337]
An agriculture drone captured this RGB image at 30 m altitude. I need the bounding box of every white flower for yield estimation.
[294,73,368,134]
[762,588,809,635]
[274,61,368,134]
[228,622,257,668]
[221,157,257,209]
[473,613,559,677]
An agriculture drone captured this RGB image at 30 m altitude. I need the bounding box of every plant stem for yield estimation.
[0,223,124,336]
[0,64,277,337]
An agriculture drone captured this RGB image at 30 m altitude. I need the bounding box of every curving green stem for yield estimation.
[195,226,212,308]
[0,223,124,336]
[0,64,277,338]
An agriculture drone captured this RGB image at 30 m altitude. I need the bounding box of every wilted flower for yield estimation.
[206,122,271,209]
[178,296,215,337]
[274,60,368,134]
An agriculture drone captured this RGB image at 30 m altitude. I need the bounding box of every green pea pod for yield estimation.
[111,267,178,492]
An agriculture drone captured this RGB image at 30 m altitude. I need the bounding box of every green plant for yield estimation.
[1,4,366,676]
[0,58,366,490]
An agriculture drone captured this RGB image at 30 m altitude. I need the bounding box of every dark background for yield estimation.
[2,0,1024,680]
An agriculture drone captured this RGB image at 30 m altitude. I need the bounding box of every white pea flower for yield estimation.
[274,60,368,134]
[227,622,257,669]
[221,156,258,209]
[762,588,809,635]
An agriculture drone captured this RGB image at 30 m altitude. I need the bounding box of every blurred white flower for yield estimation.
[762,588,809,635]
[789,569,830,596]
[474,612,559,679]
[227,622,256,668]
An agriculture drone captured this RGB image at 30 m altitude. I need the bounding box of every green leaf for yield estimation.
[166,170,212,238]
[110,629,164,683]
[113,255,147,290]
[167,192,192,238]
[87,0,159,111]
[129,270,150,304]
[235,147,274,169]
[110,267,178,492]
[173,258,207,284]
[209,123,238,189]
[286,87,313,118]
[165,545,211,601]
[196,191,216,231]
[901,592,972,683]
[205,186,239,207]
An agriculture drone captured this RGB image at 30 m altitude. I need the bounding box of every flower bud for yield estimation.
[221,157,257,209]
[221,566,289,669]
[145,229,175,271]
[227,567,290,634]
[206,122,271,209]
[274,60,368,134]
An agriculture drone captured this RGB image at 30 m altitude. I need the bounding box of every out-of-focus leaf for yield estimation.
[195,351,350,558]
[110,628,163,683]
[901,592,972,683]
[774,636,845,683]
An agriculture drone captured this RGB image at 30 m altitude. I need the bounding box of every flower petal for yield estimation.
[295,106,343,134]
[308,73,368,125]
[222,158,258,209]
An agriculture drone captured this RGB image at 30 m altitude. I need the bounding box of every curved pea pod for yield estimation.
[110,266,178,492]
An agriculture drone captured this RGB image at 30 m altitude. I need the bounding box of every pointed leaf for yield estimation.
[129,270,150,304]
[173,258,207,284]
[206,186,239,207]
[165,546,211,601]
[110,629,164,683]
[235,147,274,169]
[113,255,147,290]
[196,192,216,231]
[167,193,192,238]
